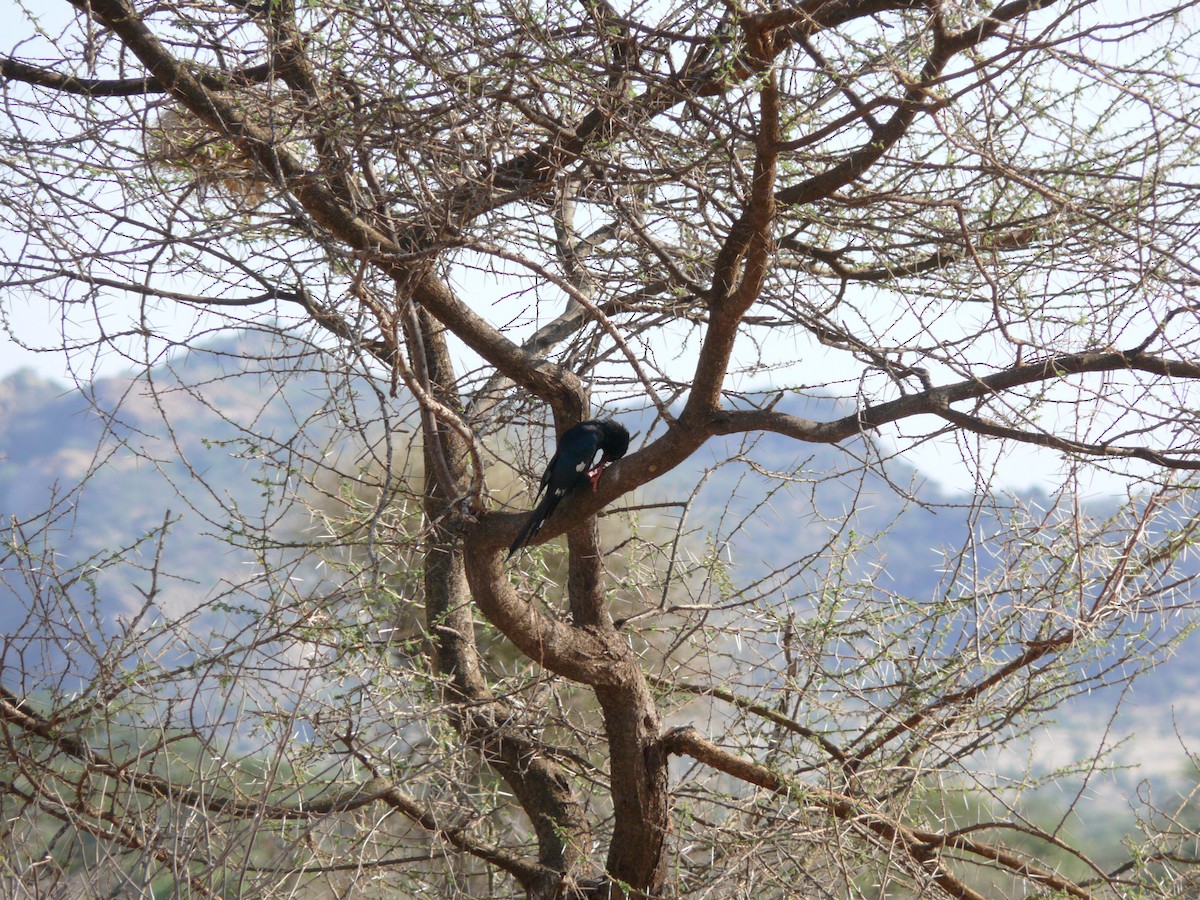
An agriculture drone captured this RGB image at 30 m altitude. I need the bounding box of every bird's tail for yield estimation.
[507,492,561,559]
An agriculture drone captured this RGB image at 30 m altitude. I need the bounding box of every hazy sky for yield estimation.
[0,0,1134,499]
[3,302,79,383]
[1,298,1122,498]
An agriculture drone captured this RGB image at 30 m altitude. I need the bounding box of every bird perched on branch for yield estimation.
[507,419,631,559]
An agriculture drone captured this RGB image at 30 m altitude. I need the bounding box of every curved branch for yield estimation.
[25,269,304,307]
[662,725,1092,900]
[483,344,1200,569]
[712,349,1200,467]
[0,54,273,95]
[562,511,670,891]
[75,0,587,417]
[432,2,949,226]
[416,314,593,889]
[0,686,397,821]
[933,405,1194,469]
[775,1,1060,208]
[461,541,620,685]
[849,631,1075,763]
[646,673,848,765]
[372,781,552,887]
[778,220,1042,283]
[476,410,712,558]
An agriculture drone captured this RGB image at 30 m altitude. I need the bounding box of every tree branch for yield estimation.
[711,349,1200,467]
[662,725,1092,900]
[0,54,272,95]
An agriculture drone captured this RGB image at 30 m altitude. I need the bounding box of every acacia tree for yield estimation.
[4,0,1200,896]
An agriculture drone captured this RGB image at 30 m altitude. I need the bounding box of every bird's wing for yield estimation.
[552,426,602,483]
[508,422,612,559]
[535,449,558,500]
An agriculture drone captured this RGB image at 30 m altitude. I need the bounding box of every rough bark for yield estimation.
[419,310,591,897]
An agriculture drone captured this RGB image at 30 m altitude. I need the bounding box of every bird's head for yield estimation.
[587,420,631,492]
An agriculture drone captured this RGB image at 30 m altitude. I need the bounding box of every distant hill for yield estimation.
[0,335,1196,786]
[0,335,344,686]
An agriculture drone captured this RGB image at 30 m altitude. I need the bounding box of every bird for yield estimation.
[507,419,631,559]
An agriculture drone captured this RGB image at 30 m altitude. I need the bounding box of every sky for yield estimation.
[0,0,1150,500]
[0,295,1126,499]
[0,203,1126,499]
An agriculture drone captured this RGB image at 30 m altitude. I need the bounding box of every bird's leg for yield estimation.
[587,462,606,492]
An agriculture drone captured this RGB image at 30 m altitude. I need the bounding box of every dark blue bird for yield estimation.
[507,419,631,559]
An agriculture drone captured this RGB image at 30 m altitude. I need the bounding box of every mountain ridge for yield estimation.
[0,337,1195,785]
